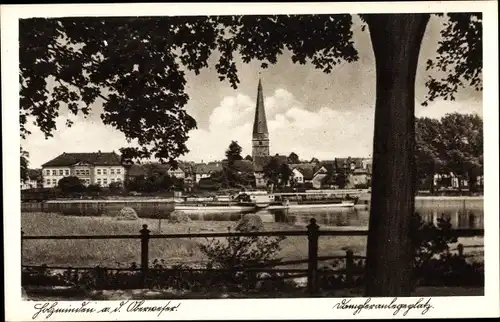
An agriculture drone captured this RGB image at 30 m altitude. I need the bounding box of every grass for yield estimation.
[21,212,484,269]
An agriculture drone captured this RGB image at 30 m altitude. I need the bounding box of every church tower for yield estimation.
[252,78,270,164]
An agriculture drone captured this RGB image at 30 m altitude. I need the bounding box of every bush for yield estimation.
[168,211,192,223]
[235,214,264,232]
[86,184,102,196]
[108,182,123,193]
[411,213,484,287]
[58,176,85,196]
[197,225,287,292]
[114,207,139,221]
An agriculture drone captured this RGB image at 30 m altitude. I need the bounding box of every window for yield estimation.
[111,178,115,183]
[46,179,50,185]
[52,170,57,176]
[103,179,108,185]
[102,169,107,175]
[97,169,101,175]
[65,170,69,176]
[52,179,57,185]
[75,170,80,176]
[97,179,102,185]
[116,169,121,174]
[85,170,90,176]
[46,170,50,176]
[117,178,122,182]
[59,170,64,176]
[110,169,115,175]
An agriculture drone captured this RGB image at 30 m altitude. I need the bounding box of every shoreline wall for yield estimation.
[22,200,175,218]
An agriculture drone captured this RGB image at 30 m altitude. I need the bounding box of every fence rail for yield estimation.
[21,218,484,295]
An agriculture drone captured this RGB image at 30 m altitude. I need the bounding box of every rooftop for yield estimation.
[42,152,122,167]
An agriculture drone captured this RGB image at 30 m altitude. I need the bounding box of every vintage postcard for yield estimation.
[2,1,499,321]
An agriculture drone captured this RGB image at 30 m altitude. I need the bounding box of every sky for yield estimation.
[23,15,483,169]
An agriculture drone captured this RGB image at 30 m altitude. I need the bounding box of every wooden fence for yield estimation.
[21,218,484,295]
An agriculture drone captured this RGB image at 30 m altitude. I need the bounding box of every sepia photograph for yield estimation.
[2,1,499,320]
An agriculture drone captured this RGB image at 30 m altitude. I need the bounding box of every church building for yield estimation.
[252,79,271,188]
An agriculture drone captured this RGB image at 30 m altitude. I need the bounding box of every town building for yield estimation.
[194,162,223,183]
[311,161,337,189]
[290,164,315,185]
[252,79,271,188]
[41,151,125,188]
[21,169,43,190]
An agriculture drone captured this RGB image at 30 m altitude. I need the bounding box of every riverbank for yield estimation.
[21,212,484,268]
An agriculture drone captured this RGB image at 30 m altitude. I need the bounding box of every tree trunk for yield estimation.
[364,14,430,297]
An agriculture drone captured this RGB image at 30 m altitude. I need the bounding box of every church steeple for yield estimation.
[252,78,269,136]
[252,78,270,167]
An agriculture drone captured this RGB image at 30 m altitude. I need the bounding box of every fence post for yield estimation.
[140,224,150,287]
[345,249,354,287]
[307,218,319,296]
[95,265,105,289]
[457,243,464,257]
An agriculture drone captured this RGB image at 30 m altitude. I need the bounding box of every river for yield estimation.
[22,196,484,229]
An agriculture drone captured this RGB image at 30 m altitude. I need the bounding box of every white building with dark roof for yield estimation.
[41,151,125,188]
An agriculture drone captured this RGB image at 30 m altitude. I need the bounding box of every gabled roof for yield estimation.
[194,162,223,174]
[290,163,315,180]
[313,160,337,176]
[233,160,254,173]
[126,164,146,177]
[42,152,122,167]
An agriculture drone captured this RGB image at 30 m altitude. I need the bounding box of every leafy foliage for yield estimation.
[424,13,482,104]
[287,152,300,164]
[108,181,123,193]
[20,15,357,165]
[411,213,457,270]
[199,234,286,270]
[410,212,484,287]
[415,113,483,192]
[20,147,30,183]
[86,183,101,196]
[57,176,85,195]
[198,226,286,291]
[438,113,483,186]
[279,163,293,187]
[126,174,181,193]
[262,156,292,187]
[334,169,348,189]
[225,141,243,162]
[415,117,445,191]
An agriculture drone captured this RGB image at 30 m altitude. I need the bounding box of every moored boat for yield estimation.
[267,200,355,210]
[174,203,257,213]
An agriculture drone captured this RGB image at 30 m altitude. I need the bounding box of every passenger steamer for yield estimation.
[174,190,357,214]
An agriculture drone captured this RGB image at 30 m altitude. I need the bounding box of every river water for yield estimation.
[266,197,484,229]
[267,206,484,229]
[23,197,484,229]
